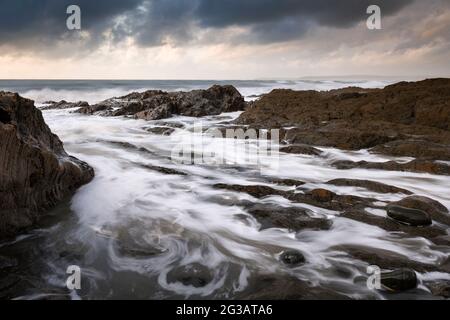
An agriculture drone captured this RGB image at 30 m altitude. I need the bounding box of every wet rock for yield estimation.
[332,159,450,176]
[0,92,95,239]
[341,210,446,240]
[332,245,436,273]
[431,235,450,246]
[380,269,418,292]
[214,183,375,212]
[135,104,174,121]
[213,184,284,199]
[41,100,89,110]
[308,189,335,202]
[427,281,450,298]
[167,263,213,288]
[327,179,412,195]
[279,145,322,156]
[280,250,306,267]
[153,121,185,129]
[290,192,372,212]
[386,205,432,227]
[267,178,306,187]
[76,103,111,115]
[371,140,450,161]
[137,164,188,176]
[245,203,332,232]
[104,141,159,158]
[146,126,175,136]
[283,122,396,150]
[389,196,450,226]
[76,85,246,120]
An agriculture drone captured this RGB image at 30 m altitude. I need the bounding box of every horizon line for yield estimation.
[0,75,445,82]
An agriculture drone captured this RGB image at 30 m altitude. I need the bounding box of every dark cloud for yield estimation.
[0,0,415,51]
[0,0,141,48]
[194,0,411,28]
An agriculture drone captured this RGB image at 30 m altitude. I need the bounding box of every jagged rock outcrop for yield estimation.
[71,85,246,120]
[0,92,94,239]
[41,100,89,110]
[236,79,450,162]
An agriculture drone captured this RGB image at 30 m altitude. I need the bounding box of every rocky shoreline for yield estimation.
[1,79,450,299]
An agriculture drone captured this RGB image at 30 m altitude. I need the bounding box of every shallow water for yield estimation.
[1,80,449,300]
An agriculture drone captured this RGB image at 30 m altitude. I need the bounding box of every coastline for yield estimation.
[1,78,450,300]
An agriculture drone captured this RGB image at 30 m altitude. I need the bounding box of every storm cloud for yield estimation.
[0,0,415,51]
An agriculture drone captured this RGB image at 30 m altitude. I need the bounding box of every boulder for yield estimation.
[389,196,450,226]
[279,250,306,267]
[380,269,418,292]
[0,92,94,239]
[386,205,432,226]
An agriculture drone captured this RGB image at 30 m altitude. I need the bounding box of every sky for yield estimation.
[0,0,449,79]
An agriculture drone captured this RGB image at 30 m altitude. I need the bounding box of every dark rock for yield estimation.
[332,159,450,176]
[431,235,450,246]
[427,281,450,298]
[342,210,446,240]
[283,122,397,150]
[280,250,306,267]
[389,196,450,226]
[237,78,450,131]
[0,92,94,239]
[76,103,111,115]
[235,79,450,158]
[245,203,332,232]
[380,269,418,292]
[371,140,450,161]
[146,126,175,136]
[41,100,89,111]
[137,163,187,176]
[386,205,432,226]
[332,245,437,273]
[280,144,322,156]
[167,263,213,288]
[153,121,185,129]
[267,178,306,187]
[289,190,374,212]
[327,179,412,195]
[307,189,335,202]
[214,183,375,212]
[75,85,246,121]
[213,184,284,198]
[104,141,158,156]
